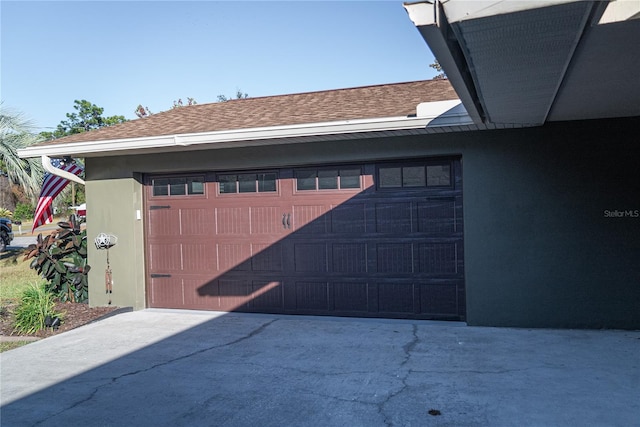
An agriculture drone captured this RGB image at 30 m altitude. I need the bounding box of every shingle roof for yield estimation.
[40,80,457,146]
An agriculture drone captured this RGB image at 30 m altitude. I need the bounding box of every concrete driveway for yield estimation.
[1,310,638,426]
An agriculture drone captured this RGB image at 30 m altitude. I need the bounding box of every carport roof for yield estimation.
[19,80,462,158]
[404,0,640,126]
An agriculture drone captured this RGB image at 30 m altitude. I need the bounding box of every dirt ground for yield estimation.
[0,301,121,338]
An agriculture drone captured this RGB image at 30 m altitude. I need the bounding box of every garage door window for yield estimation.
[379,163,451,189]
[219,173,277,194]
[152,176,205,196]
[296,168,361,191]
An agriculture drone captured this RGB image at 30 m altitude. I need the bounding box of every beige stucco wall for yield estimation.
[85,173,146,309]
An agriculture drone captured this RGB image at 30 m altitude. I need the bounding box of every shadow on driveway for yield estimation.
[1,310,638,426]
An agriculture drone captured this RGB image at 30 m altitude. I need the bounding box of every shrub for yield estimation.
[24,215,90,303]
[0,208,12,218]
[12,203,34,222]
[12,283,60,335]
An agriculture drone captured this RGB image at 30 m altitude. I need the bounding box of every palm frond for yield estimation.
[0,105,44,201]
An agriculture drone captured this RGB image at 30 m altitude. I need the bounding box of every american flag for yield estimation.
[32,158,84,232]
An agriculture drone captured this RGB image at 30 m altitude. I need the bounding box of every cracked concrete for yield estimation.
[1,310,638,426]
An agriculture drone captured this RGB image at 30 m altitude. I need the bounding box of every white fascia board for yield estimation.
[440,0,584,23]
[403,1,437,26]
[18,111,461,159]
[404,0,583,25]
[404,2,485,123]
[599,0,640,24]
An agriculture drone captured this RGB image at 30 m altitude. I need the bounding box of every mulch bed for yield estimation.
[0,301,123,339]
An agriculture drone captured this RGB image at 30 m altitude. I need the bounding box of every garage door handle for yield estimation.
[150,274,172,278]
[282,213,291,229]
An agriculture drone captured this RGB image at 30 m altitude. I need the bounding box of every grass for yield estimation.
[1,252,49,350]
[0,341,32,352]
[0,254,45,302]
[13,283,58,335]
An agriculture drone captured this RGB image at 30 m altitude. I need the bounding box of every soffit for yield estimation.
[405,0,640,125]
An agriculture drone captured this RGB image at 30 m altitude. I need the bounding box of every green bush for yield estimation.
[13,203,34,221]
[0,208,12,218]
[24,216,90,303]
[12,283,59,335]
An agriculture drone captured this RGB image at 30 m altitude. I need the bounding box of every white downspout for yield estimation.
[41,155,85,185]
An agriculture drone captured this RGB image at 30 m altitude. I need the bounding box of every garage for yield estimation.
[145,157,464,320]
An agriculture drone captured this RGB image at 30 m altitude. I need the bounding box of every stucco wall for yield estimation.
[85,174,146,309]
[462,118,639,328]
[84,116,640,328]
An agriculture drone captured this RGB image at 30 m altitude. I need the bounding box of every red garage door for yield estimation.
[145,158,464,320]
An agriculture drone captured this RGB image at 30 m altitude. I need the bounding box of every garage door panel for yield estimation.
[251,243,283,271]
[417,200,457,234]
[377,243,413,273]
[149,243,181,271]
[150,277,182,307]
[376,202,412,233]
[332,243,367,273]
[216,207,250,234]
[331,203,366,233]
[250,206,282,234]
[418,243,458,274]
[248,281,283,311]
[183,243,216,272]
[377,283,415,314]
[294,281,329,311]
[218,243,251,272]
[293,205,328,234]
[419,283,458,316]
[332,282,369,312]
[184,278,217,309]
[148,208,179,237]
[294,243,328,272]
[181,208,212,235]
[218,279,250,311]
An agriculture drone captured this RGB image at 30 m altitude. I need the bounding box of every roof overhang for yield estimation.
[18,100,480,159]
[404,0,640,126]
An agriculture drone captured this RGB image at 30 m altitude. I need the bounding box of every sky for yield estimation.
[1,1,438,132]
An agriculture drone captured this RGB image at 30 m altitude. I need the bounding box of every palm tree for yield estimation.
[0,106,43,210]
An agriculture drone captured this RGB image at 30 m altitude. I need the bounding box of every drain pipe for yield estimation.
[41,155,85,185]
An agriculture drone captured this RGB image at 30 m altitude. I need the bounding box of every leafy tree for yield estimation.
[217,89,249,102]
[25,215,90,303]
[134,105,152,118]
[0,106,44,207]
[37,100,121,211]
[135,90,249,118]
[40,100,126,140]
[430,59,446,80]
[134,97,197,118]
[13,202,35,221]
[172,97,197,109]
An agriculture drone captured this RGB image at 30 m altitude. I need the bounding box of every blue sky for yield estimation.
[1,1,437,132]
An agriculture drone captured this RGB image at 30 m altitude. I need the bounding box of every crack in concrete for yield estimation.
[378,324,419,427]
[32,380,109,426]
[31,319,278,426]
[401,324,419,366]
[115,318,278,380]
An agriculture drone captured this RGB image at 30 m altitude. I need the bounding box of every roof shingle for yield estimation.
[40,80,457,146]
